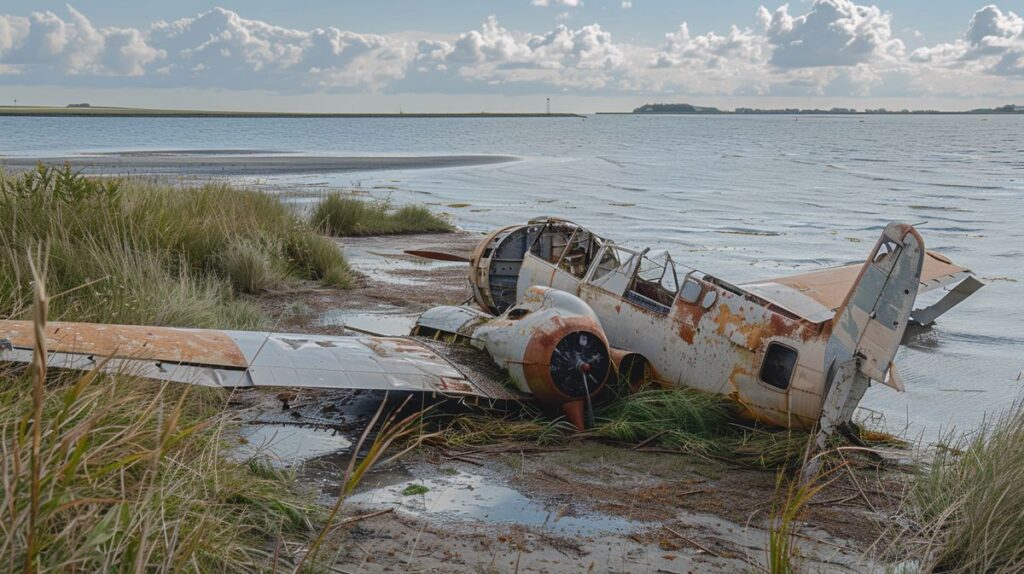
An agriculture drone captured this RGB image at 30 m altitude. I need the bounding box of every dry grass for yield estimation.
[0,164,353,328]
[0,258,320,572]
[905,404,1024,573]
[311,193,453,237]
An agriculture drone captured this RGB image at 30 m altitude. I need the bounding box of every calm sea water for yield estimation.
[2,114,1022,440]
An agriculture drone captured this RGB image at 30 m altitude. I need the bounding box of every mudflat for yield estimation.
[0,152,517,176]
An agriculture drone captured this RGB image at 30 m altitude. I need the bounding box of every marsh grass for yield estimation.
[766,468,841,574]
[0,164,353,327]
[906,405,1024,573]
[312,193,453,237]
[0,370,323,572]
[433,412,576,448]
[421,388,816,470]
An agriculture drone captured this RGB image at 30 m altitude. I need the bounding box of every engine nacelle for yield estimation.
[472,286,611,406]
[414,287,610,429]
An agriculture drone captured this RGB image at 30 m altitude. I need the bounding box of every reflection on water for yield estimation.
[3,114,1021,440]
[231,424,352,468]
[349,469,641,536]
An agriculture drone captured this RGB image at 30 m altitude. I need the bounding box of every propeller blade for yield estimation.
[403,249,471,263]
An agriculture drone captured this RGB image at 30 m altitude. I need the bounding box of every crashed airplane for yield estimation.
[0,218,983,447]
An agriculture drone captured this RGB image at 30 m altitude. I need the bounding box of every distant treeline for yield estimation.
[624,103,1023,115]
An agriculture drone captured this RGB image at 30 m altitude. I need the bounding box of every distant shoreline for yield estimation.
[596,111,1024,116]
[0,106,583,119]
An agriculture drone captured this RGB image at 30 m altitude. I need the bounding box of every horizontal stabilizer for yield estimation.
[744,249,981,324]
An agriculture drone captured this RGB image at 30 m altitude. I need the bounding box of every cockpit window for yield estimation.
[759,343,798,390]
[626,251,678,314]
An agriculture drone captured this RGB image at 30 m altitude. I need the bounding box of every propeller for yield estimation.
[549,331,609,429]
[403,249,471,263]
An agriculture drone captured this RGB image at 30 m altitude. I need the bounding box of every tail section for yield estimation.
[813,223,925,449]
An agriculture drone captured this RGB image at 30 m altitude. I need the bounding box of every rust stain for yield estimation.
[713,304,744,336]
[713,304,769,350]
[673,299,705,345]
[677,323,695,344]
[0,320,247,367]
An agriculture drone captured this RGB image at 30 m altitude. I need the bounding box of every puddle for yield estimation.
[349,470,642,536]
[316,304,418,336]
[231,424,352,468]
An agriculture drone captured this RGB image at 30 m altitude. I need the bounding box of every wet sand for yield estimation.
[0,152,517,176]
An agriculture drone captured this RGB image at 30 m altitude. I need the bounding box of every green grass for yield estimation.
[0,165,365,571]
[311,193,453,237]
[421,388,815,470]
[0,164,353,327]
[907,405,1024,573]
[0,367,322,572]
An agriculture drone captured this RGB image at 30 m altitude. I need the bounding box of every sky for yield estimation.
[1,0,1024,112]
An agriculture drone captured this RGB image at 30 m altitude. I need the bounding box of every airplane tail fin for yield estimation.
[812,223,926,451]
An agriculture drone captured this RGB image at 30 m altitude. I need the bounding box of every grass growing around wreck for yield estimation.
[0,371,321,572]
[424,388,816,470]
[312,192,453,237]
[0,164,353,327]
[0,165,363,571]
[905,404,1024,573]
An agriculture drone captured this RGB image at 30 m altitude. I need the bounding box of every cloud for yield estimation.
[758,0,904,68]
[0,5,163,75]
[0,3,1023,100]
[912,5,1024,76]
[531,0,583,7]
[655,24,766,70]
[621,2,633,9]
[412,16,627,91]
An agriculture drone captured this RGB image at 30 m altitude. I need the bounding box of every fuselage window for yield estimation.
[759,342,798,390]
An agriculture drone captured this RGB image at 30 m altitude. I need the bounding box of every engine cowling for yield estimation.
[471,287,611,428]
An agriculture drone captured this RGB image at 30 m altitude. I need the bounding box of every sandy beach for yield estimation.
[0,151,517,176]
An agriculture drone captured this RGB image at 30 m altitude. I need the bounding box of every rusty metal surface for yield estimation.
[0,320,248,367]
[414,305,490,337]
[403,249,471,263]
[752,250,969,314]
[0,320,511,401]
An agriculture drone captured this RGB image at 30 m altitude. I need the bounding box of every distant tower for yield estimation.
[546,98,551,115]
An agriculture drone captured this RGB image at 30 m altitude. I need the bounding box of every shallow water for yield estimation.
[316,304,419,336]
[2,114,1021,440]
[349,467,641,536]
[232,424,352,467]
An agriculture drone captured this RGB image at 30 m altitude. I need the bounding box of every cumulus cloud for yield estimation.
[912,5,1024,76]
[531,0,583,7]
[145,8,408,90]
[412,16,627,91]
[758,0,904,68]
[0,5,407,89]
[0,6,163,75]
[655,24,766,70]
[0,2,1023,99]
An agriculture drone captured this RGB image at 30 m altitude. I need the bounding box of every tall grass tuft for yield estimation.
[909,404,1024,573]
[589,388,733,457]
[0,261,321,571]
[0,164,353,326]
[0,369,321,572]
[766,468,839,574]
[312,193,453,237]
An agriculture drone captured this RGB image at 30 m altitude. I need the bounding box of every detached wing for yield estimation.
[0,320,520,401]
[742,250,982,325]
